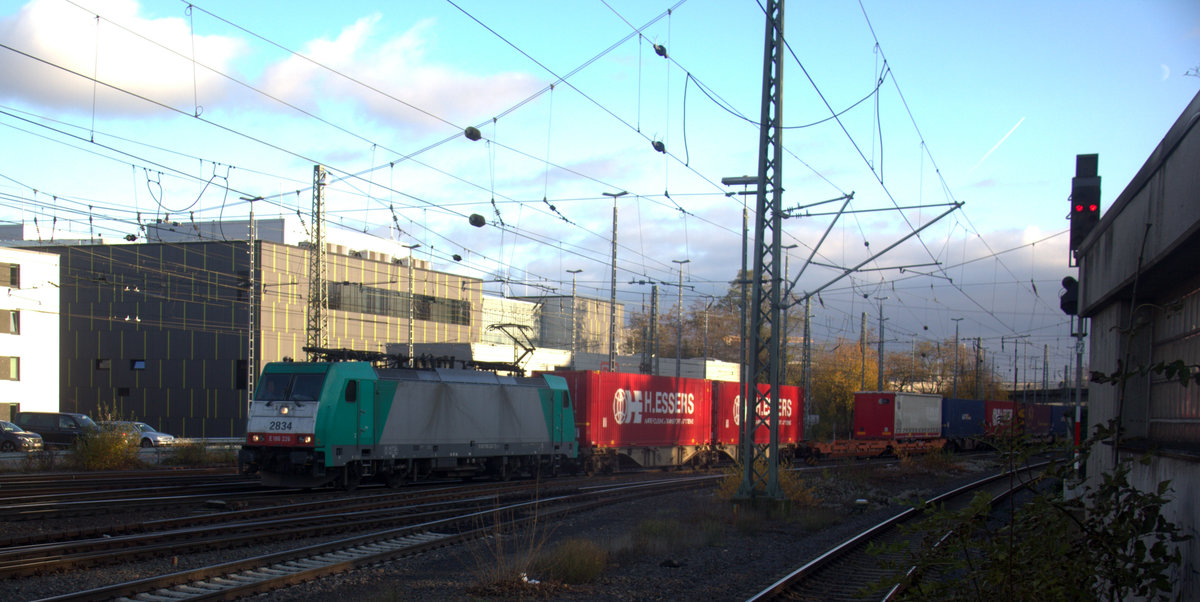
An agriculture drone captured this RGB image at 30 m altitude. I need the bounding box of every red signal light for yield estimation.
[1088,204,1098,212]
[1075,204,1083,212]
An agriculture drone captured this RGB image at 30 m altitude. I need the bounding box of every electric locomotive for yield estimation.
[238,355,577,489]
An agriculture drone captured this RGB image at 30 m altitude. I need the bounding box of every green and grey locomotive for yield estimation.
[238,358,577,489]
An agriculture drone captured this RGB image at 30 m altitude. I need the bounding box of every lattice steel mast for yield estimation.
[738,0,786,501]
[306,165,328,360]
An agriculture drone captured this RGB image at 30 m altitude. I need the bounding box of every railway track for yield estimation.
[26,475,713,601]
[0,478,592,577]
[746,461,1048,602]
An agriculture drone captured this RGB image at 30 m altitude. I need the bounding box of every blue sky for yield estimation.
[1,0,1197,381]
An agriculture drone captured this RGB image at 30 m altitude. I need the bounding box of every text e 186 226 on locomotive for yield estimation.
[238,360,577,489]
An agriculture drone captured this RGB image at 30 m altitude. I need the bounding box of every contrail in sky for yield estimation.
[968,117,1025,175]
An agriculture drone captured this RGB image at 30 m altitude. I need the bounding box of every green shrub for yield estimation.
[70,429,140,470]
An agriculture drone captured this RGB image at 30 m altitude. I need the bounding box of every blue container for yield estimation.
[941,398,985,450]
[1050,405,1073,437]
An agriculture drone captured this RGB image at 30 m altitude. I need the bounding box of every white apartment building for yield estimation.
[0,246,60,418]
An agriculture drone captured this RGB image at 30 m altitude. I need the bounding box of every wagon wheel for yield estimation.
[340,462,361,491]
[383,469,403,489]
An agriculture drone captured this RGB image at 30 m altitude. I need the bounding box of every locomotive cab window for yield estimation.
[345,380,357,403]
[255,372,327,402]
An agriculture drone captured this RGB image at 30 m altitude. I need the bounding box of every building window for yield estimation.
[96,358,112,370]
[328,282,471,326]
[0,263,18,288]
[1144,283,1200,447]
[0,310,17,335]
[130,359,146,370]
[0,357,18,381]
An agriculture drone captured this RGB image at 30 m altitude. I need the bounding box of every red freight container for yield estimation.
[552,371,712,448]
[713,382,804,445]
[1024,404,1052,438]
[984,400,1017,436]
[854,392,942,439]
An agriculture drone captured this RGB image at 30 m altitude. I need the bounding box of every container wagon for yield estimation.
[712,381,804,463]
[807,392,946,458]
[941,397,986,452]
[550,370,713,474]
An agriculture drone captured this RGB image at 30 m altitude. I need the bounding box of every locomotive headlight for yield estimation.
[250,434,262,443]
[279,405,290,415]
[300,435,313,444]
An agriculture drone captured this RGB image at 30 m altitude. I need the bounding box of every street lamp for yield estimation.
[722,176,759,440]
[567,268,582,368]
[603,191,627,372]
[672,259,690,378]
[403,243,421,363]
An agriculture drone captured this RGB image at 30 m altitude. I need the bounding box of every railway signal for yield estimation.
[1060,276,1079,316]
[1069,154,1101,252]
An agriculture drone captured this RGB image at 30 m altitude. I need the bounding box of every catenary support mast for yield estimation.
[738,0,786,501]
[306,165,328,360]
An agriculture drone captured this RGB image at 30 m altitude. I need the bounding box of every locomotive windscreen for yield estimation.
[255,372,327,402]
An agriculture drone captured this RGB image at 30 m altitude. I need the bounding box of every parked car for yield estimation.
[99,421,176,448]
[0,420,43,452]
[13,412,100,448]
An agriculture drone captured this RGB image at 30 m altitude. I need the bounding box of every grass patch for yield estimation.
[163,441,236,466]
[532,538,608,584]
[463,502,563,596]
[897,449,963,474]
[717,456,821,508]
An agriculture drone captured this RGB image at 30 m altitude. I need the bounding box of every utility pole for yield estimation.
[803,296,812,436]
[780,244,797,383]
[673,259,690,378]
[952,317,963,397]
[243,196,260,405]
[718,182,754,467]
[876,297,888,391]
[567,269,581,368]
[651,285,659,375]
[860,312,867,390]
[604,191,627,372]
[975,337,983,399]
[404,243,421,363]
[1043,344,1049,405]
[306,165,328,360]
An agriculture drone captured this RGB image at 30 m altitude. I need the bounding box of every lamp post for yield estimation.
[721,176,757,460]
[672,259,690,378]
[403,243,421,363]
[603,191,627,372]
[567,268,582,368]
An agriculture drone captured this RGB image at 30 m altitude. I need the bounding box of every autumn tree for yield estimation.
[808,337,877,440]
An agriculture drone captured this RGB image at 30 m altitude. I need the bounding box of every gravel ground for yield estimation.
[0,457,996,601]
[253,457,998,601]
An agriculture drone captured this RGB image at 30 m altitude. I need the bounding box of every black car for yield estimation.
[13,412,100,449]
[0,420,43,452]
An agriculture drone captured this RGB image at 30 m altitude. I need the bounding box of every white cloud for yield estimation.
[257,15,542,134]
[0,0,245,116]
